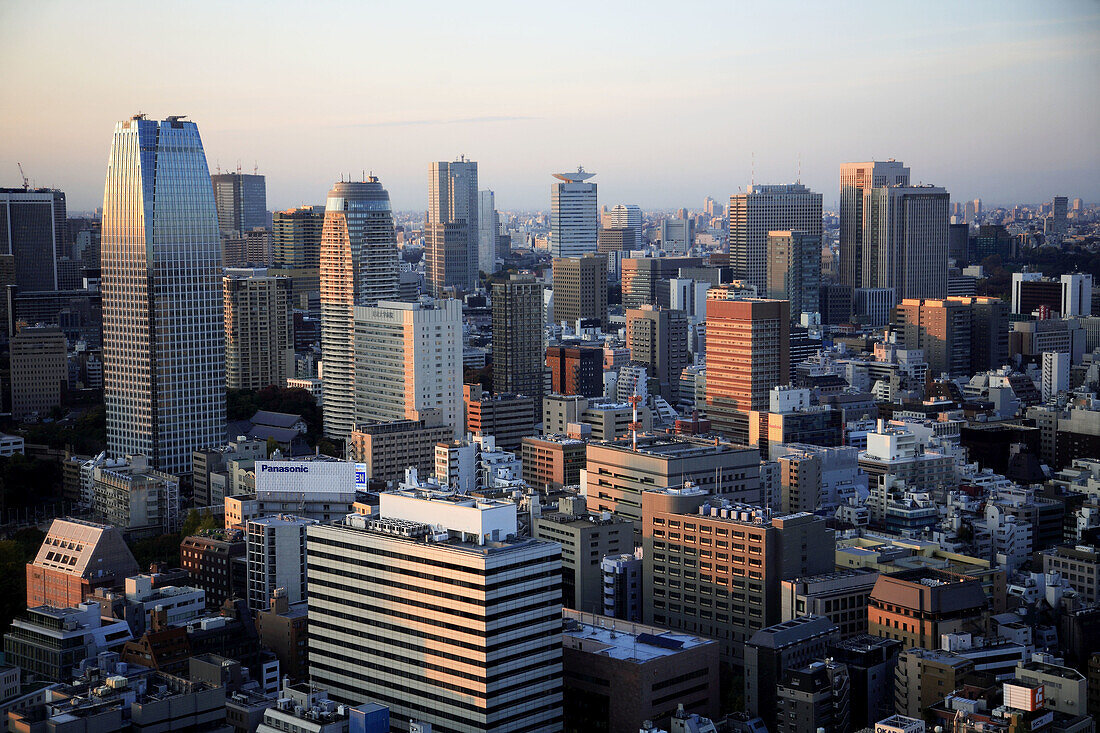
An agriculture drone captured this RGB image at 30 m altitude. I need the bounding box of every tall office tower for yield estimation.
[838,160,910,288]
[1052,196,1069,236]
[319,178,399,440]
[660,217,694,254]
[492,277,545,403]
[728,183,822,294]
[625,305,690,403]
[766,230,821,319]
[551,168,598,257]
[246,515,312,612]
[1,187,67,291]
[608,203,642,231]
[1061,273,1093,317]
[224,269,293,390]
[948,223,969,264]
[272,206,323,310]
[705,299,790,443]
[552,254,608,328]
[426,158,478,295]
[352,299,463,438]
[893,297,1009,377]
[862,185,949,301]
[210,172,267,235]
[101,115,225,475]
[477,189,499,276]
[307,495,563,731]
[9,325,67,420]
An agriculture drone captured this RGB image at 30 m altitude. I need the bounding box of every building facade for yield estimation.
[224,270,293,390]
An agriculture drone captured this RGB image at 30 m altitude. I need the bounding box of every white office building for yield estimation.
[307,493,562,731]
[1061,273,1093,317]
[1041,351,1070,402]
[551,167,598,258]
[247,514,313,612]
[352,299,463,438]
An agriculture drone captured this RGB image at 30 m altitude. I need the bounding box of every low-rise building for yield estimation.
[92,454,181,538]
[180,528,247,606]
[26,518,140,610]
[1042,544,1100,604]
[868,569,987,649]
[533,506,632,612]
[779,568,880,638]
[3,604,133,682]
[521,434,587,490]
[255,588,309,682]
[347,418,454,486]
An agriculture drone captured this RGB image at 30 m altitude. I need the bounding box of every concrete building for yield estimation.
[255,589,310,682]
[306,494,562,732]
[347,418,453,486]
[588,434,763,530]
[463,384,536,452]
[894,647,975,719]
[0,186,67,292]
[1042,544,1099,604]
[780,568,880,638]
[224,269,293,390]
[534,507,633,612]
[729,183,822,294]
[26,518,140,610]
[353,299,462,439]
[92,454,181,537]
[1015,658,1087,717]
[1061,273,1093,317]
[426,158,478,295]
[521,434,587,490]
[180,529,246,606]
[622,257,703,309]
[319,178,399,440]
[766,230,821,319]
[744,615,841,730]
[491,277,546,404]
[3,603,133,682]
[247,515,313,612]
[562,610,719,733]
[828,635,902,730]
[643,488,835,665]
[102,116,226,475]
[601,553,643,621]
[705,298,790,442]
[774,659,851,733]
[839,161,911,289]
[626,305,690,403]
[192,437,266,508]
[542,394,652,441]
[774,443,866,515]
[553,254,608,328]
[858,422,954,496]
[546,343,604,398]
[551,167,598,258]
[868,569,987,649]
[478,189,499,276]
[1042,351,1071,401]
[893,297,1010,377]
[9,325,68,420]
[862,185,950,301]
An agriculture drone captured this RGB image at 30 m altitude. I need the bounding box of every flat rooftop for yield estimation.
[563,614,713,662]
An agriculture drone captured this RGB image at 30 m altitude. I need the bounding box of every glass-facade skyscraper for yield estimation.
[319,177,398,440]
[101,115,226,475]
[550,167,598,258]
[211,172,268,235]
[426,158,478,295]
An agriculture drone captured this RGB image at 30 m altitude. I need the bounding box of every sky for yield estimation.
[1,0,1098,213]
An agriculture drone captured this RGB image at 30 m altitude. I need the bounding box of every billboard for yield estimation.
[255,460,357,496]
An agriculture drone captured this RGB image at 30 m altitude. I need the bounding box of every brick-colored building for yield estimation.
[521,434,587,491]
[255,588,308,681]
[180,529,246,606]
[463,384,535,452]
[868,569,986,649]
[26,518,140,609]
[546,343,604,397]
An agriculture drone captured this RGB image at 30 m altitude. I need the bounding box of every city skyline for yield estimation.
[1,2,1098,212]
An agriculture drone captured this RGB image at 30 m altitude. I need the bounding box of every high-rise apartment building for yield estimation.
[492,277,545,403]
[552,254,608,328]
[352,299,462,438]
[766,230,821,319]
[0,187,67,291]
[9,325,67,420]
[728,184,822,294]
[101,115,225,475]
[705,298,790,443]
[271,206,324,311]
[625,305,690,403]
[477,189,498,276]
[551,168,598,258]
[862,185,949,301]
[642,487,835,665]
[839,160,910,289]
[319,178,399,439]
[246,515,312,612]
[426,158,478,295]
[893,297,1009,377]
[211,172,267,235]
[307,494,563,731]
[224,269,293,390]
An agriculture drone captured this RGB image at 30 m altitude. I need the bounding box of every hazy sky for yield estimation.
[2,0,1098,212]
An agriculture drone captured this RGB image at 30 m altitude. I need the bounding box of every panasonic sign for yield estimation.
[254,461,358,496]
[260,464,310,473]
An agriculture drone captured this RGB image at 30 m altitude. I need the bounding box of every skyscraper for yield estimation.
[271,205,324,311]
[862,185,949,300]
[705,298,790,443]
[551,167,598,257]
[766,230,821,319]
[101,115,225,475]
[608,203,642,231]
[0,187,67,292]
[625,305,690,404]
[492,277,545,404]
[426,158,478,295]
[353,299,463,438]
[839,161,910,289]
[552,254,608,328]
[224,269,293,390]
[477,189,498,276]
[210,172,267,235]
[319,178,399,440]
[728,183,822,294]
[1052,195,1069,238]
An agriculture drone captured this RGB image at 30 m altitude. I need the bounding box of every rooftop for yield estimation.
[562,610,713,662]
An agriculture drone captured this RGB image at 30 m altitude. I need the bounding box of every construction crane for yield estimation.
[17,162,29,190]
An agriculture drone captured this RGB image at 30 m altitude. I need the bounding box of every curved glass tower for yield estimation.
[101,115,226,475]
[319,177,398,440]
